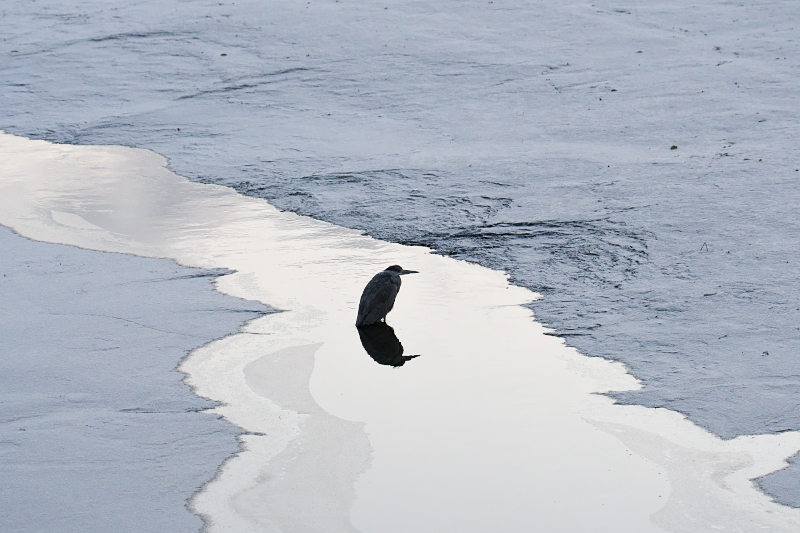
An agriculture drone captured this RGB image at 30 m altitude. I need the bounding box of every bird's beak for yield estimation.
[400,269,418,275]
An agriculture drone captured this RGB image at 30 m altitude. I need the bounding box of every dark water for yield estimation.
[3,0,800,505]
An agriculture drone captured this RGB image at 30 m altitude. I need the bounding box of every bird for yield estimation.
[355,265,418,327]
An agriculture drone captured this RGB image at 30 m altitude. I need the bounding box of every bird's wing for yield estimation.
[356,274,400,326]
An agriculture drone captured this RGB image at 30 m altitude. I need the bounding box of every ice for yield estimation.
[3,132,800,531]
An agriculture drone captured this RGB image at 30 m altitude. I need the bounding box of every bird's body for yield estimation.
[355,265,418,327]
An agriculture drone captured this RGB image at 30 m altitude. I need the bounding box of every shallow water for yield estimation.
[3,132,800,532]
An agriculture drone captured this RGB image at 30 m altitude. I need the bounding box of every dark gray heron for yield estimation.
[355,265,418,327]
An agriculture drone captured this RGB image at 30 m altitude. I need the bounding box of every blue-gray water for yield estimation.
[2,0,800,507]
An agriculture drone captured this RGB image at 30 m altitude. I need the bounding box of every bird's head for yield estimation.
[385,265,418,275]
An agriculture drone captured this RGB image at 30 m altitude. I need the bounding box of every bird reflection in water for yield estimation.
[357,323,420,367]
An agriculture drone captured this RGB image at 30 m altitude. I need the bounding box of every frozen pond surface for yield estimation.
[2,0,800,515]
[3,133,800,532]
[0,226,266,532]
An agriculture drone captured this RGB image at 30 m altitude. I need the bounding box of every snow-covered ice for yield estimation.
[3,132,800,532]
[3,0,800,528]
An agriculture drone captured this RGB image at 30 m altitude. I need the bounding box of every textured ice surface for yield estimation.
[0,226,267,532]
[2,0,800,503]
